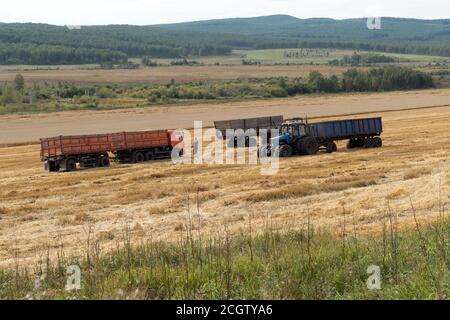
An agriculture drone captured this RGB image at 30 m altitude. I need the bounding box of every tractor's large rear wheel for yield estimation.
[300,137,319,155]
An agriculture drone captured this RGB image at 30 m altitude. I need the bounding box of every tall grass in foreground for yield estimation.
[0,212,448,300]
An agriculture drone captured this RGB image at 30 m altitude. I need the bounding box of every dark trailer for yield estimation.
[308,117,383,150]
[214,116,284,147]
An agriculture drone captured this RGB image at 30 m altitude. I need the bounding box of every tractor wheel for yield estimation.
[326,142,338,153]
[279,145,293,158]
[301,137,319,155]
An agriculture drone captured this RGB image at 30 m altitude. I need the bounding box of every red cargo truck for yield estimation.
[40,129,183,172]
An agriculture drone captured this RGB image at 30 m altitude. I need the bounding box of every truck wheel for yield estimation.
[279,145,293,158]
[145,151,155,161]
[373,137,383,148]
[132,152,145,163]
[301,137,319,155]
[99,156,110,167]
[326,142,338,153]
[44,160,59,172]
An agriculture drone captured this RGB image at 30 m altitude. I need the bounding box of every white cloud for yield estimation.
[0,0,448,25]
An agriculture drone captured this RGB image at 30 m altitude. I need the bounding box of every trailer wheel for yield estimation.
[364,138,374,148]
[347,139,355,149]
[373,137,383,148]
[301,137,319,155]
[132,152,145,163]
[145,151,155,161]
[326,142,338,153]
[99,156,110,167]
[65,159,77,172]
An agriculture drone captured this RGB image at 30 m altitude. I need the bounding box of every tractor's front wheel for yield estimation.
[278,145,293,158]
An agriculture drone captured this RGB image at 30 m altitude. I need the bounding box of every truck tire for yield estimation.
[145,151,155,161]
[132,151,145,163]
[326,142,338,153]
[301,137,319,155]
[44,160,59,172]
[279,145,293,158]
[373,137,383,148]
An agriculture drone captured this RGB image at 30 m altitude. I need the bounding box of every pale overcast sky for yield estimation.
[0,0,449,25]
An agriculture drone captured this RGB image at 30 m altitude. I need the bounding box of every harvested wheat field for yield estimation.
[0,106,449,269]
[0,65,348,84]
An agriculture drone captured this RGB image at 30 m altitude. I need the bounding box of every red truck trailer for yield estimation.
[40,130,183,172]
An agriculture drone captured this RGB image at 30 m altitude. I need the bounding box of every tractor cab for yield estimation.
[262,118,318,158]
[275,119,309,146]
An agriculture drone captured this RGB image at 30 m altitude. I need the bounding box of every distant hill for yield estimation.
[157,15,450,41]
[157,14,303,35]
[1,15,450,65]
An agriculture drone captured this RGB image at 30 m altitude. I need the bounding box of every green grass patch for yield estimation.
[0,216,448,300]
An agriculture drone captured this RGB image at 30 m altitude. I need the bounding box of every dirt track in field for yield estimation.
[0,89,449,144]
[0,65,347,84]
[0,105,449,268]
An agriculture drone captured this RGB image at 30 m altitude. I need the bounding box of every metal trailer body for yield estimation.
[308,117,383,148]
[40,130,184,172]
[111,130,181,163]
[214,116,283,147]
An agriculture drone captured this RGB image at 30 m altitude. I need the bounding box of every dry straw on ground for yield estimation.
[0,105,449,268]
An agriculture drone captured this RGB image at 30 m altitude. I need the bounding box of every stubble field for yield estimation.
[0,105,449,269]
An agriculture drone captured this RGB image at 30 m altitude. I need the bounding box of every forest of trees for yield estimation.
[0,24,232,64]
[329,53,397,66]
[1,18,450,65]
[0,44,128,65]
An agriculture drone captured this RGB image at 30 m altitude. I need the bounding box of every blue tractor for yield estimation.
[261,119,323,158]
